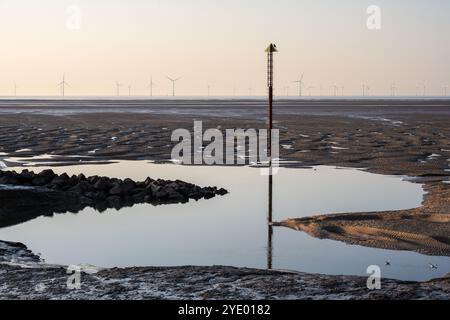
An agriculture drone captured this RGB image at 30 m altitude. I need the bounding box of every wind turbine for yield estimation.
[390,83,397,97]
[14,83,18,97]
[148,76,156,97]
[331,85,339,97]
[207,84,211,97]
[248,87,252,96]
[58,73,70,97]
[362,84,370,97]
[444,85,448,97]
[307,86,314,96]
[423,82,427,97]
[128,84,132,96]
[293,73,305,97]
[341,85,345,97]
[167,76,182,97]
[283,86,290,96]
[115,81,123,96]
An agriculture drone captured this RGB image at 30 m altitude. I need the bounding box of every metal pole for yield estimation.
[265,44,277,269]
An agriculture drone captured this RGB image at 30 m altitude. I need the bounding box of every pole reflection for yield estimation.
[267,168,273,270]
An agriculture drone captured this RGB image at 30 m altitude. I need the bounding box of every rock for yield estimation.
[84,192,97,200]
[144,177,154,186]
[109,183,123,196]
[130,188,145,195]
[94,178,109,190]
[0,169,229,216]
[50,173,70,186]
[31,169,56,186]
[88,176,99,184]
[217,188,228,196]
[122,179,135,193]
[167,189,184,200]
[68,185,84,194]
[146,183,161,195]
[106,196,122,208]
[132,192,146,202]
[203,191,215,200]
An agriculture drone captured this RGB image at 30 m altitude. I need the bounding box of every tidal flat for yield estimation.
[1,98,449,300]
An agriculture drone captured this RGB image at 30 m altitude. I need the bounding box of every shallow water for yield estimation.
[1,161,449,281]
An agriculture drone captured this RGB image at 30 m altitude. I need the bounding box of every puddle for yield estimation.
[1,160,449,281]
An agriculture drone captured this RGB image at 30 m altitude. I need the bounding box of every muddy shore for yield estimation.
[1,99,449,299]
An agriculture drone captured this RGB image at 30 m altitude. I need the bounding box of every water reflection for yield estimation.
[267,172,273,270]
[3,161,442,282]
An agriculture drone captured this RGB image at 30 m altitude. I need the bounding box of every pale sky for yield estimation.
[0,0,449,96]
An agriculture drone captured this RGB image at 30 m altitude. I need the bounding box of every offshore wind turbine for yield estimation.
[341,85,344,97]
[390,83,397,97]
[167,76,182,97]
[444,85,448,97]
[362,84,370,97]
[128,84,132,96]
[307,86,314,96]
[14,83,18,97]
[57,73,70,97]
[331,85,339,97]
[293,73,305,97]
[148,76,156,97]
[115,81,123,96]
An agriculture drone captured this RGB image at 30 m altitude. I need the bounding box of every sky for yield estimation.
[0,0,449,97]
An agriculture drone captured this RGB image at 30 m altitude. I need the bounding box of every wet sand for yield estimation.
[1,98,450,299]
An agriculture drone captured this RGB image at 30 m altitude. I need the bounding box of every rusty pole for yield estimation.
[265,44,277,269]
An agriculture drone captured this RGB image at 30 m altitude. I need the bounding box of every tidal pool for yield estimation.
[1,160,449,281]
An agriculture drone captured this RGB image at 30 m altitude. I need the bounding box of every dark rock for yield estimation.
[106,196,122,208]
[94,178,109,190]
[109,183,123,196]
[132,192,146,202]
[122,179,135,193]
[0,169,229,227]
[217,188,228,196]
[88,176,99,184]
[130,188,145,195]
[144,177,154,186]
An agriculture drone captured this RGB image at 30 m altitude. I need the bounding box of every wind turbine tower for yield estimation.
[331,85,339,97]
[167,76,182,97]
[293,73,305,97]
[148,76,155,97]
[116,81,123,96]
[390,83,397,97]
[58,73,70,97]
